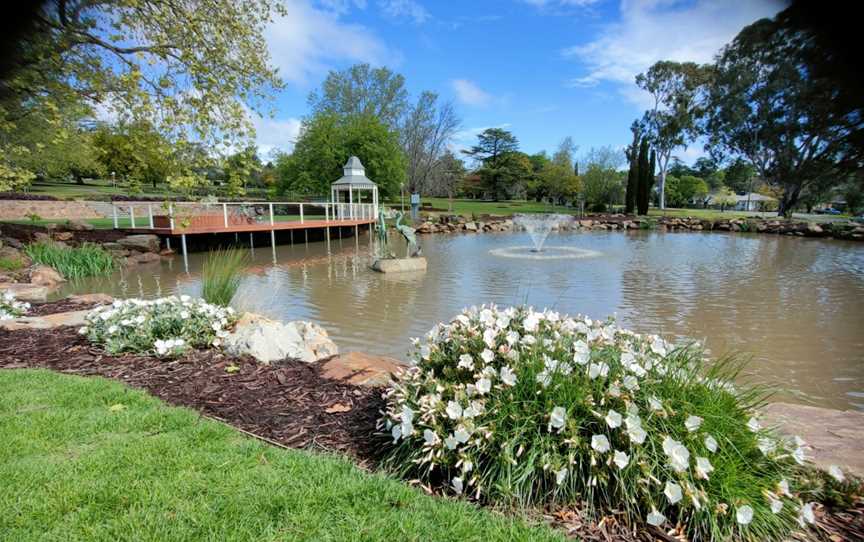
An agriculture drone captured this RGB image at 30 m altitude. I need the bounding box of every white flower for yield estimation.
[476,378,492,395]
[663,437,690,472]
[555,467,568,485]
[444,435,458,450]
[778,479,792,497]
[391,424,402,443]
[685,415,703,432]
[458,354,474,371]
[480,348,494,364]
[695,456,714,479]
[628,425,647,445]
[623,375,639,390]
[446,401,463,420]
[180,311,190,319]
[588,362,609,380]
[646,509,666,526]
[451,476,464,494]
[747,417,761,432]
[483,328,497,348]
[704,435,718,453]
[535,370,551,388]
[757,438,776,455]
[736,505,754,525]
[78,326,88,335]
[828,465,845,482]
[591,434,610,453]
[549,406,566,432]
[769,496,783,514]
[613,450,629,469]
[499,365,517,386]
[605,409,622,429]
[799,502,815,525]
[792,446,806,465]
[419,344,431,360]
[523,312,540,332]
[505,330,520,345]
[650,337,667,356]
[107,325,119,334]
[664,481,683,504]
[454,427,470,443]
[572,340,590,365]
[649,396,663,411]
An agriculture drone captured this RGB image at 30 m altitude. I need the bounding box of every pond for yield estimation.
[56,230,864,411]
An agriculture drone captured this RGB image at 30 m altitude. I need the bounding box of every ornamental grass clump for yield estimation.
[80,295,236,358]
[25,241,116,279]
[380,305,822,541]
[201,247,248,307]
[0,291,30,320]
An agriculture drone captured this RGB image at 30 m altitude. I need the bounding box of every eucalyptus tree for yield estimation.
[636,61,712,210]
[704,11,864,217]
[308,64,409,130]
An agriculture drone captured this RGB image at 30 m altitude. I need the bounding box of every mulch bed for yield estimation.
[0,326,386,465]
[26,299,102,317]
[1,324,861,541]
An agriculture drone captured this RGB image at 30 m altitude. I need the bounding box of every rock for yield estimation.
[464,222,478,232]
[0,309,90,331]
[320,351,407,387]
[0,282,51,302]
[29,265,65,287]
[66,220,94,231]
[126,251,161,266]
[118,234,161,252]
[53,231,74,242]
[370,257,428,273]
[805,222,823,236]
[224,313,338,364]
[33,232,51,243]
[0,246,30,267]
[1,237,23,249]
[67,293,114,305]
[761,402,864,478]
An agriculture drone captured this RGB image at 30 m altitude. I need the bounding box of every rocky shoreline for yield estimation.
[415,213,864,241]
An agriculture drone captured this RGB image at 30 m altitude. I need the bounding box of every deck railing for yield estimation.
[110,201,377,230]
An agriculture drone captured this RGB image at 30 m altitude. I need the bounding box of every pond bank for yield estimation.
[416,213,864,241]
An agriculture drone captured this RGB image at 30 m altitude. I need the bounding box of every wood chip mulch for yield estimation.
[0,324,861,541]
[26,299,101,316]
[0,326,386,465]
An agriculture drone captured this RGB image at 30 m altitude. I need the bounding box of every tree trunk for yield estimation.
[658,170,666,209]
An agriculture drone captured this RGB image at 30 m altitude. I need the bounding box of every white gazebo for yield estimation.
[330,156,379,220]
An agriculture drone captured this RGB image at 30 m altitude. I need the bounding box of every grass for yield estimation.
[421,198,574,217]
[0,256,26,271]
[201,247,248,307]
[24,242,116,279]
[0,369,563,542]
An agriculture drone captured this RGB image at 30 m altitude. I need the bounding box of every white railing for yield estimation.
[110,201,378,230]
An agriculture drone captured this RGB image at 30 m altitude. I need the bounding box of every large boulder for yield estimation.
[320,351,407,387]
[0,309,90,331]
[117,234,160,253]
[29,265,65,287]
[0,283,50,302]
[126,251,162,266]
[370,257,427,273]
[224,313,338,364]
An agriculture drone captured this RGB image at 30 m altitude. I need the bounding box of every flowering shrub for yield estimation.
[380,305,822,541]
[0,291,30,320]
[80,295,236,357]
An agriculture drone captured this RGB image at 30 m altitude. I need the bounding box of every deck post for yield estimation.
[148,204,154,229]
[166,237,171,250]
[349,188,353,219]
[130,206,136,229]
[269,203,274,225]
[169,204,175,230]
[270,229,276,262]
[300,203,304,224]
[290,230,293,245]
[112,204,118,229]
[249,233,254,252]
[180,234,189,273]
[304,229,309,245]
[325,204,329,222]
[223,203,228,228]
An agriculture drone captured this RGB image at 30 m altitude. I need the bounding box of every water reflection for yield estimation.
[56,230,864,410]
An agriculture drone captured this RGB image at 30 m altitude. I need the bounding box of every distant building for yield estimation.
[707,192,776,211]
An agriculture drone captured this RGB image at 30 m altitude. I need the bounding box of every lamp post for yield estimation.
[111,171,116,189]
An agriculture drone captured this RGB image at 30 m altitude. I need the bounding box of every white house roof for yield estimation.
[331,156,377,188]
[707,192,776,203]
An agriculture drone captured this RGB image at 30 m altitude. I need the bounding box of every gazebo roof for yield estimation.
[332,156,377,189]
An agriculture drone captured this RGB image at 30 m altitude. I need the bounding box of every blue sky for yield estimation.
[255,0,784,163]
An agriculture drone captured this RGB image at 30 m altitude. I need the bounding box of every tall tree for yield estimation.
[308,64,408,129]
[462,128,520,200]
[704,10,863,217]
[636,61,712,210]
[635,139,650,215]
[400,91,460,194]
[425,151,466,211]
[580,146,625,212]
[624,121,643,214]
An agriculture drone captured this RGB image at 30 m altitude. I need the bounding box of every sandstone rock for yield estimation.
[805,222,823,235]
[66,220,95,231]
[464,222,478,232]
[118,234,160,252]
[1,236,23,249]
[0,282,50,302]
[320,351,407,387]
[29,265,65,287]
[53,231,74,242]
[67,293,114,305]
[224,313,338,364]
[761,402,864,478]
[126,251,161,266]
[33,232,51,243]
[0,309,90,331]
[370,257,428,273]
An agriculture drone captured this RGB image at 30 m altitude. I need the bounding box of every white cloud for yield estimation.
[378,0,430,23]
[265,0,396,86]
[251,115,303,156]
[450,124,512,154]
[451,79,493,107]
[563,0,783,103]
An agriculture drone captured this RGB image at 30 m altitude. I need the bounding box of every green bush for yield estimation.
[81,296,237,357]
[25,242,116,279]
[380,305,819,541]
[201,247,248,307]
[0,291,30,320]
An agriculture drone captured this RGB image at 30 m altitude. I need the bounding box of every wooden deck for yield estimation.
[122,218,375,236]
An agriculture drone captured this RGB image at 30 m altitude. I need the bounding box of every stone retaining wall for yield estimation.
[0,200,117,220]
[415,214,864,241]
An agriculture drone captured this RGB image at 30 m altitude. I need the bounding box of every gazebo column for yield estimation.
[349,187,353,219]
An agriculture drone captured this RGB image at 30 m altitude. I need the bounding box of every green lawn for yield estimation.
[419,198,574,216]
[0,369,563,542]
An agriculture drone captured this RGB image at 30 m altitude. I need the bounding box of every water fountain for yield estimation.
[489,213,601,260]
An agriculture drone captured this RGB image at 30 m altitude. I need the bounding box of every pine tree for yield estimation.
[625,139,639,214]
[636,139,650,215]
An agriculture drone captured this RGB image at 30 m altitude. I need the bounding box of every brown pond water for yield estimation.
[55,230,864,411]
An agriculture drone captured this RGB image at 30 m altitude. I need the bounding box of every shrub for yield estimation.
[380,305,819,541]
[81,296,237,357]
[0,291,30,320]
[201,247,248,307]
[25,242,116,279]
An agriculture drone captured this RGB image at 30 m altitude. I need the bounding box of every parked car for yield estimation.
[815,207,842,215]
